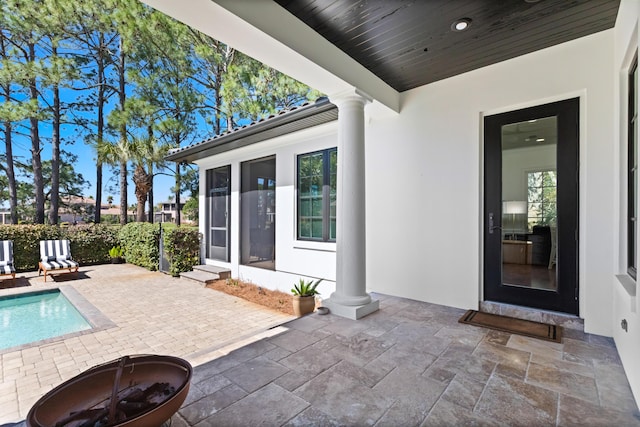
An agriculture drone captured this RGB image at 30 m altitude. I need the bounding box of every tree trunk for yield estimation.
[224,46,234,132]
[118,36,127,225]
[95,163,102,222]
[135,198,146,222]
[119,160,127,225]
[1,35,18,224]
[133,165,150,222]
[215,63,222,135]
[3,120,18,224]
[94,32,105,224]
[48,46,60,225]
[28,41,45,224]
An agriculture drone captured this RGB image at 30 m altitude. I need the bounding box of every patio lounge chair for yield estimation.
[0,240,16,280]
[38,239,79,282]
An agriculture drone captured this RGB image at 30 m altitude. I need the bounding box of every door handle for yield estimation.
[489,212,502,234]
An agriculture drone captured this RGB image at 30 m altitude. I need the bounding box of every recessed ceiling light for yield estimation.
[451,18,472,32]
[536,138,545,142]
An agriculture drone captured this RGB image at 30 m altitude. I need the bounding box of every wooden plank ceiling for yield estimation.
[275,0,620,92]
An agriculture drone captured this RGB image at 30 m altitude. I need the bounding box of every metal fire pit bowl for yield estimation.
[27,355,192,427]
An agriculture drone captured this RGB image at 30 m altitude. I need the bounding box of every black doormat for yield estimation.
[459,310,562,343]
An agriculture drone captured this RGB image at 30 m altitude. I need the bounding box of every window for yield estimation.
[297,148,337,241]
[527,170,557,231]
[628,55,638,279]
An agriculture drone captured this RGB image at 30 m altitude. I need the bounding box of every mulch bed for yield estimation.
[206,278,294,316]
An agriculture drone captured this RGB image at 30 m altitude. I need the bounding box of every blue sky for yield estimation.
[9,123,186,208]
[10,133,179,207]
[4,82,211,209]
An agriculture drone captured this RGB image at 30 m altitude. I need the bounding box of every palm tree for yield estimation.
[131,135,169,222]
[140,130,170,223]
[97,135,169,223]
[96,138,130,225]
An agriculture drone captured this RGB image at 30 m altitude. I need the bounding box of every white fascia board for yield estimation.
[141,0,399,113]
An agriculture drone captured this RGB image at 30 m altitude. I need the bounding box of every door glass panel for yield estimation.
[241,156,276,270]
[501,116,557,291]
[211,230,227,246]
[211,196,227,227]
[207,166,230,261]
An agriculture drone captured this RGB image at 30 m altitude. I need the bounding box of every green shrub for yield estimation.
[119,222,160,271]
[0,224,121,272]
[0,223,199,274]
[108,246,124,258]
[164,227,201,277]
[66,224,121,265]
[291,278,322,296]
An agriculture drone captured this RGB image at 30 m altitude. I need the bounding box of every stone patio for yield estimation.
[1,265,639,426]
[172,294,640,426]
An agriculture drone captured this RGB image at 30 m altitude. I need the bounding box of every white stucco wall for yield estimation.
[613,0,640,406]
[191,20,618,339]
[195,30,616,338]
[195,121,339,297]
[365,30,615,336]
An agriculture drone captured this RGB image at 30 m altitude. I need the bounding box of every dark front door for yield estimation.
[484,98,579,314]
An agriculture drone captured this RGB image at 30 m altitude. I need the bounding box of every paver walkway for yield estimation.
[173,293,640,426]
[0,264,293,424]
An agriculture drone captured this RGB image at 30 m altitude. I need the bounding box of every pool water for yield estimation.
[0,290,91,350]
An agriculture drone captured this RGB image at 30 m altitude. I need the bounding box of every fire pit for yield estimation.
[27,355,192,427]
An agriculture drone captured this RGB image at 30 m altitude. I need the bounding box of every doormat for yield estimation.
[459,310,562,343]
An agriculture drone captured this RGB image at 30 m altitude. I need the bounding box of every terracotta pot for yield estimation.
[292,295,315,316]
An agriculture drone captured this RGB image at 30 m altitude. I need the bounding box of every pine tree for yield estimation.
[0,29,22,224]
[66,0,120,223]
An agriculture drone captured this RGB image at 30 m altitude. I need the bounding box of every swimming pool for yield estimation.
[0,289,92,350]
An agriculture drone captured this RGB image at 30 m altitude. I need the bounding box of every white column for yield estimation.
[324,89,379,320]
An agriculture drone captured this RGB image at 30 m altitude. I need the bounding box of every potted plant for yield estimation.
[291,278,322,316]
[108,246,125,264]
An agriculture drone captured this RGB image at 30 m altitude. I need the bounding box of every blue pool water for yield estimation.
[0,290,91,350]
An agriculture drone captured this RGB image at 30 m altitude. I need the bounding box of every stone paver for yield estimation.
[0,264,293,424]
[2,278,640,426]
[177,293,640,426]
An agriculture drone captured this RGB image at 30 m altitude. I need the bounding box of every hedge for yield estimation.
[67,224,121,265]
[118,222,160,271]
[163,226,201,277]
[0,223,200,275]
[0,224,121,272]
